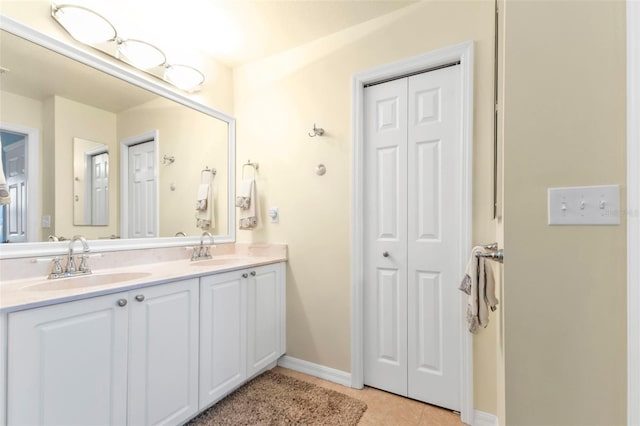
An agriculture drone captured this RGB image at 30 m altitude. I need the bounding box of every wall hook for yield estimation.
[308,123,325,138]
[162,155,175,165]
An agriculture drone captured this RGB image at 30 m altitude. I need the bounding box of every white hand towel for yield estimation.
[239,178,259,230]
[459,246,499,333]
[196,184,209,211]
[0,137,10,206]
[235,179,252,209]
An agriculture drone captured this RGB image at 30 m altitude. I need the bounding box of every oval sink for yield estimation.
[190,257,256,267]
[29,272,153,291]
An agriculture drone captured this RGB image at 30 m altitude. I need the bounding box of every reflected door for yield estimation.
[3,139,27,243]
[91,152,109,226]
[363,65,462,410]
[128,141,157,238]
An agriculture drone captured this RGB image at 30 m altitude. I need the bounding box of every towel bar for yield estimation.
[476,249,504,264]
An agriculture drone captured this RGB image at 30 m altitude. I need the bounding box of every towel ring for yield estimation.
[242,160,259,179]
[201,167,217,181]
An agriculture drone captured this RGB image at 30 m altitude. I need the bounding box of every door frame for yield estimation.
[627,0,639,423]
[120,130,160,239]
[351,41,474,424]
[0,122,39,242]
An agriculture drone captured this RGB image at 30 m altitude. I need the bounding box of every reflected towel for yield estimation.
[195,170,215,230]
[0,137,10,206]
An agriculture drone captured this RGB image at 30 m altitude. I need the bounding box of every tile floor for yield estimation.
[274,366,464,426]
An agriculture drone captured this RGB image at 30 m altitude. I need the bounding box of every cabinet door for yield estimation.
[247,263,285,377]
[8,293,129,426]
[128,278,199,426]
[199,271,247,409]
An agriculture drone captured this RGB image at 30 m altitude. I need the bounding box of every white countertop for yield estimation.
[0,244,287,313]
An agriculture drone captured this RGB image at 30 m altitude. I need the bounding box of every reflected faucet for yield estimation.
[192,232,214,261]
[66,235,90,274]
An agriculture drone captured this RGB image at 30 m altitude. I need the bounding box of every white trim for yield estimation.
[474,410,499,426]
[350,41,474,424]
[0,15,236,259]
[0,122,39,243]
[628,0,640,425]
[277,355,352,388]
[120,130,160,239]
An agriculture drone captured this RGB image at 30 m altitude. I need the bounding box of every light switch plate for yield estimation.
[548,185,620,225]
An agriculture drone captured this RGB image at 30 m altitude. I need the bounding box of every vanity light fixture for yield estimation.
[51,3,204,92]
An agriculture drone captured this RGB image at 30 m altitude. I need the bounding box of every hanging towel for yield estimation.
[238,178,259,230]
[235,179,252,210]
[459,246,499,333]
[196,184,209,211]
[195,170,215,230]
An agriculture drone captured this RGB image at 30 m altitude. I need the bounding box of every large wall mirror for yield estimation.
[0,17,235,259]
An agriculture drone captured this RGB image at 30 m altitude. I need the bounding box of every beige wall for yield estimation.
[117,97,229,238]
[502,1,627,424]
[53,96,118,240]
[234,1,499,413]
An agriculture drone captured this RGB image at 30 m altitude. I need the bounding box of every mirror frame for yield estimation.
[0,15,236,259]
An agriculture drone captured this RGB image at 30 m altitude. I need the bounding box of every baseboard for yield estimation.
[277,355,352,387]
[474,410,499,426]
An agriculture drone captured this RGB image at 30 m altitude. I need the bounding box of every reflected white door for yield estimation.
[128,141,156,238]
[91,152,109,226]
[363,65,461,410]
[3,140,27,243]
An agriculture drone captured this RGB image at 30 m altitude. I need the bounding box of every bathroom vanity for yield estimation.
[0,245,287,425]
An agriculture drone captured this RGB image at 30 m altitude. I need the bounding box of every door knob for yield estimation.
[117,298,127,307]
[250,271,256,276]
[242,273,248,278]
[135,295,145,302]
[382,251,390,258]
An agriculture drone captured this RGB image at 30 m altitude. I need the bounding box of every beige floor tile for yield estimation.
[275,366,464,426]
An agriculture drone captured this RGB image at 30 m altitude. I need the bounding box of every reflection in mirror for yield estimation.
[0,25,233,253]
[73,137,109,226]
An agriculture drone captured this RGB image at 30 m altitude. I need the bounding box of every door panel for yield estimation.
[407,67,461,410]
[128,141,156,238]
[363,78,408,396]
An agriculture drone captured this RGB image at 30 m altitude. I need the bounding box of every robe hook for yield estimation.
[308,123,325,138]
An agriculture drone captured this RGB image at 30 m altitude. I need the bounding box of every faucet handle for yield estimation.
[79,255,91,273]
[50,257,63,276]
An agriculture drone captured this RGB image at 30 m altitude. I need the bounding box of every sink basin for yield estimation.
[28,272,153,291]
[190,257,256,267]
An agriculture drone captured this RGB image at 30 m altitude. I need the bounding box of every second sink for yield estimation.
[28,272,153,292]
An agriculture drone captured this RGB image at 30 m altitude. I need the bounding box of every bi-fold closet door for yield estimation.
[363,65,462,411]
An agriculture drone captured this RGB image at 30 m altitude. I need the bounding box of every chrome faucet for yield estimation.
[65,235,90,274]
[192,232,214,261]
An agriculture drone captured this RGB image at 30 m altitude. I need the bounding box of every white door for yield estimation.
[363,66,461,410]
[200,271,247,408]
[91,152,109,226]
[128,278,199,426]
[7,293,129,426]
[3,140,27,243]
[128,141,157,238]
[247,263,285,378]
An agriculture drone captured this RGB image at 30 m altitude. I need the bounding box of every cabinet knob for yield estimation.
[250,271,256,276]
[117,299,128,307]
[242,273,248,278]
[135,295,145,302]
[382,251,390,258]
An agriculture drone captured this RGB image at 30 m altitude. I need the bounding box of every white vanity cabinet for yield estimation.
[7,292,129,426]
[247,263,286,378]
[199,271,247,408]
[6,278,199,426]
[127,278,199,426]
